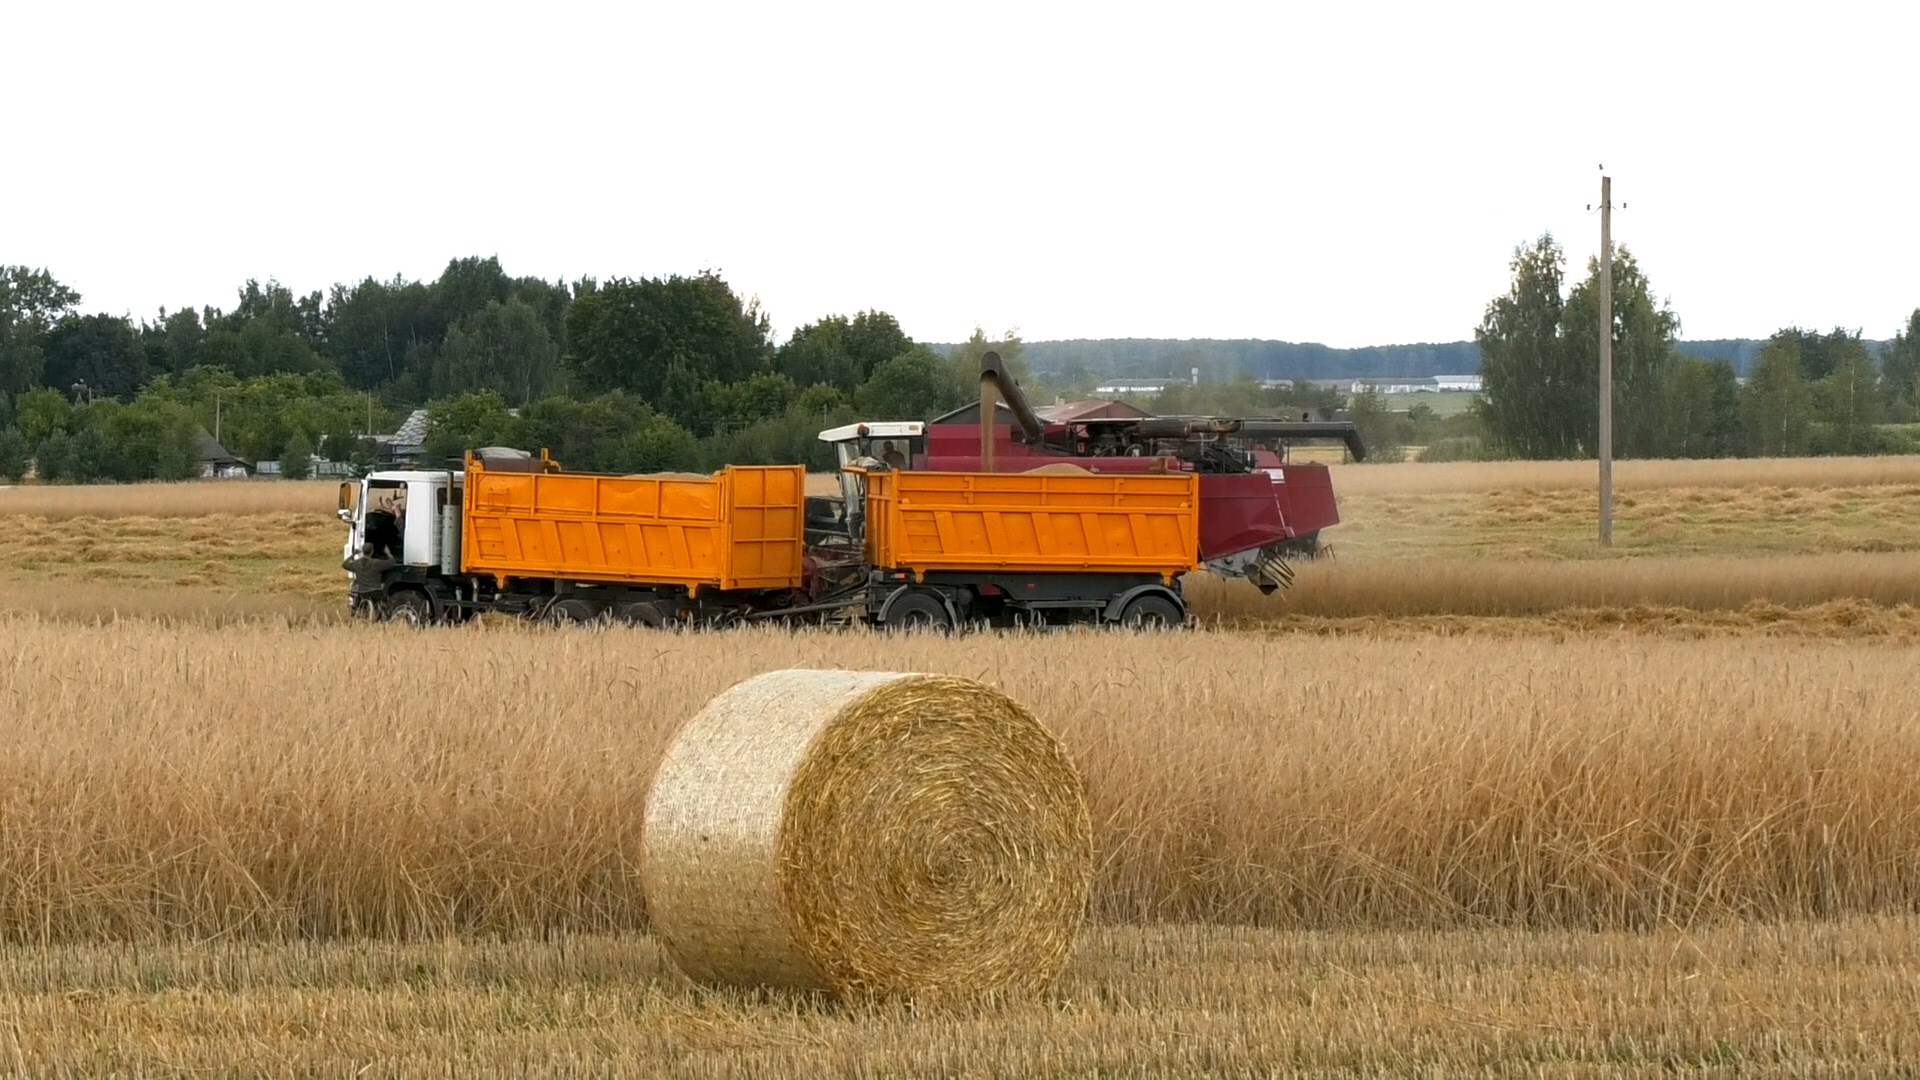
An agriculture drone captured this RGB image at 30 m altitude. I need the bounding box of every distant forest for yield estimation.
[993,338,1890,382]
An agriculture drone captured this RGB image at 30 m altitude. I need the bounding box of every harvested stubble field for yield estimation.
[2,455,1918,626]
[0,618,1917,1072]
[1328,454,1920,495]
[6,920,1915,1075]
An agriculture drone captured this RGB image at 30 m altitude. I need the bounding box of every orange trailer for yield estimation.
[861,469,1200,582]
[341,450,1198,628]
[462,455,805,594]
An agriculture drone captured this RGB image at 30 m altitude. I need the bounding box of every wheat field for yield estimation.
[6,463,1920,1073]
[3,617,1916,939]
[0,617,1916,1073]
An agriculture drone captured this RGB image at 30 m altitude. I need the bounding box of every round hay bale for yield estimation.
[641,669,1092,998]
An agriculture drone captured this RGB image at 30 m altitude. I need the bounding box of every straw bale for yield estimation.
[641,669,1092,998]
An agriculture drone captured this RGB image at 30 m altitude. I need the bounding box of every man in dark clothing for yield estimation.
[343,542,398,616]
[364,507,402,559]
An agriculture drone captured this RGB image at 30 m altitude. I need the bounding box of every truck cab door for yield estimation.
[339,480,366,560]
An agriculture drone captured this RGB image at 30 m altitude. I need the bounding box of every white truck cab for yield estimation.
[338,470,455,568]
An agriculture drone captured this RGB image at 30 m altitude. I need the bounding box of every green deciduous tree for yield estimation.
[1766,327,1857,382]
[1346,387,1405,463]
[563,272,772,430]
[1656,356,1741,458]
[1813,332,1882,454]
[702,399,857,470]
[950,326,1026,380]
[1476,236,1577,458]
[699,371,799,434]
[35,431,70,482]
[1740,337,1814,456]
[614,414,701,473]
[1561,249,1679,458]
[0,427,28,479]
[776,311,914,394]
[853,345,975,420]
[434,297,561,404]
[14,388,72,444]
[509,393,657,471]
[96,395,202,480]
[1479,237,1689,460]
[144,307,207,377]
[1881,310,1920,413]
[325,275,438,389]
[43,313,151,401]
[0,266,80,407]
[280,431,315,480]
[63,423,110,482]
[423,390,515,465]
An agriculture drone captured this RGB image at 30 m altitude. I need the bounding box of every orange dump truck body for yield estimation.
[862,469,1201,580]
[461,459,806,593]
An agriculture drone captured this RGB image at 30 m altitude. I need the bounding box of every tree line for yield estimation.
[1471,234,1920,462]
[0,259,993,481]
[7,244,1919,482]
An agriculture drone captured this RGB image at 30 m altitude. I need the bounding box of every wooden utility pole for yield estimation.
[1598,172,1613,547]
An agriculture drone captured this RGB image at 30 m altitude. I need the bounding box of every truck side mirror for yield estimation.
[337,481,359,524]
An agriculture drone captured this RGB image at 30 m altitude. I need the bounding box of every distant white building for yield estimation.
[1348,375,1483,395]
[1093,380,1169,397]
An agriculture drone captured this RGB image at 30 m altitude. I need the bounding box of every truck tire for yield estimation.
[386,590,433,626]
[548,598,604,625]
[882,590,952,633]
[615,600,670,628]
[1118,593,1184,629]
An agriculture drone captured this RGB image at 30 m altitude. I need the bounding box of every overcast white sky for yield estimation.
[6,1,1915,347]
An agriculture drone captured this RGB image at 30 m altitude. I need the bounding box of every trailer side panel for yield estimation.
[863,470,1199,579]
[462,463,805,591]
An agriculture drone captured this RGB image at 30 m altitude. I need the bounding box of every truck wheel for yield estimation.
[614,600,670,628]
[883,590,952,633]
[548,598,604,625]
[1118,593,1184,629]
[386,590,433,626]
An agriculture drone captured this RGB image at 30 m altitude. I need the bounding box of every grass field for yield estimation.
[4,460,1919,1073]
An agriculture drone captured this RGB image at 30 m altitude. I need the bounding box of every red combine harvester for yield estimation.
[820,352,1366,594]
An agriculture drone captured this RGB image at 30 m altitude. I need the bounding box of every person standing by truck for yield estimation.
[343,542,398,616]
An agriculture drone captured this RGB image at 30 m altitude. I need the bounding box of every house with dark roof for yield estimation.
[194,428,250,478]
[375,409,430,467]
